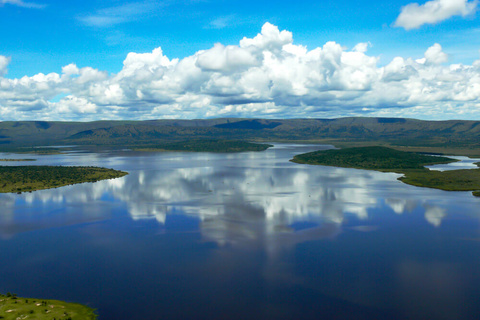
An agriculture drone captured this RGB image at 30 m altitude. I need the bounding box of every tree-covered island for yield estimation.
[291,146,480,197]
[0,166,128,193]
[0,147,66,155]
[0,292,97,320]
[135,139,273,153]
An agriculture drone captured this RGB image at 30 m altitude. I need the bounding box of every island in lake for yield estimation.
[292,146,480,197]
[0,292,97,320]
[135,139,273,153]
[0,166,128,193]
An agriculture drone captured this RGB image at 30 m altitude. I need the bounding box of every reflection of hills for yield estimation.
[0,146,456,240]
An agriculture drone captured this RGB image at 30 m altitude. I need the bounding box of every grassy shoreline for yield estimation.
[0,166,128,193]
[292,146,480,197]
[0,293,97,320]
[133,140,273,153]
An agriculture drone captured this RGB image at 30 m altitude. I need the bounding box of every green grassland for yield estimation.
[399,169,480,191]
[0,293,96,320]
[135,139,273,152]
[292,146,480,196]
[0,166,128,193]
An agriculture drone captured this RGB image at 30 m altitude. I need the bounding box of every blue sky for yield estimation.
[0,0,479,120]
[2,0,478,77]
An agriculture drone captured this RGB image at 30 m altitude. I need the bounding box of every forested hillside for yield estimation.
[1,118,480,155]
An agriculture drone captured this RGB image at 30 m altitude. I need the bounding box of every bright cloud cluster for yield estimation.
[394,0,478,30]
[1,22,480,121]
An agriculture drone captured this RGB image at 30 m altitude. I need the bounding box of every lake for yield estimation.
[1,144,479,320]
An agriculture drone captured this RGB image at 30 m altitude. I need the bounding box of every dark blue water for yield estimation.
[1,144,479,320]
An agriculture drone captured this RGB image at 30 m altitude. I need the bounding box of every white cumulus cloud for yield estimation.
[424,43,449,64]
[1,23,480,121]
[394,0,478,30]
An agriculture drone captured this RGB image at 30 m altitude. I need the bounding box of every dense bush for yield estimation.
[0,166,128,193]
[292,146,454,170]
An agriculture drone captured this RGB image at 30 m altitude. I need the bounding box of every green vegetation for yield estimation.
[135,139,272,153]
[0,292,97,320]
[292,146,480,197]
[309,139,480,158]
[17,148,64,155]
[0,147,65,155]
[291,146,456,171]
[61,118,480,156]
[399,169,480,192]
[0,159,36,162]
[3,118,480,156]
[0,166,128,193]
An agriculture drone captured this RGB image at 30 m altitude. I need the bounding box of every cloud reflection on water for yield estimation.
[0,145,464,241]
[1,146,480,320]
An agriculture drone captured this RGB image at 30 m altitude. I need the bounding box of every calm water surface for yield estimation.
[1,144,479,320]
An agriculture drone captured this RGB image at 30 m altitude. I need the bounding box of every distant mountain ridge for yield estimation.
[1,118,480,150]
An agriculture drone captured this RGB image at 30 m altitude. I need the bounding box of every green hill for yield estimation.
[2,117,480,155]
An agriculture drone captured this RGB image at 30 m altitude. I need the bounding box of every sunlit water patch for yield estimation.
[426,155,480,171]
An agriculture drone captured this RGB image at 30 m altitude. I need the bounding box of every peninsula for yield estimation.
[292,146,480,196]
[0,166,128,193]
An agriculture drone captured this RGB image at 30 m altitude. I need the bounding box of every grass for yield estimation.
[292,146,480,197]
[0,293,97,320]
[399,169,480,191]
[0,166,128,193]
[0,147,65,155]
[134,140,273,153]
